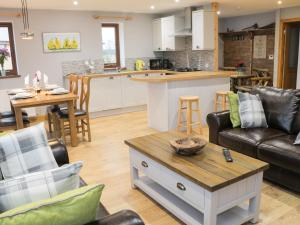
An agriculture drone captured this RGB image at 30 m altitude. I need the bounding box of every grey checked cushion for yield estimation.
[0,161,82,212]
[238,92,268,128]
[0,123,58,179]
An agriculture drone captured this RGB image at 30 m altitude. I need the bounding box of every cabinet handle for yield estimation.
[141,161,148,168]
[145,74,149,77]
[158,47,161,50]
[177,182,186,191]
[197,46,200,49]
[109,76,114,80]
[127,75,132,78]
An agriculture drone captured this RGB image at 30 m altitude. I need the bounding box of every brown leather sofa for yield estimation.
[207,87,300,193]
[0,139,144,225]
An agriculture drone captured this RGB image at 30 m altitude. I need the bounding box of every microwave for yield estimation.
[150,59,172,70]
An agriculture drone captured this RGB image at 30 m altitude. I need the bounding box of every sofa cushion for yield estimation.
[258,135,300,174]
[0,184,104,225]
[252,87,300,134]
[219,128,286,157]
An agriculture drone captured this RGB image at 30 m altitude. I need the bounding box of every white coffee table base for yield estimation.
[129,148,263,225]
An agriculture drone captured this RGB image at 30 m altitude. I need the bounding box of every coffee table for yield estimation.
[125,132,269,225]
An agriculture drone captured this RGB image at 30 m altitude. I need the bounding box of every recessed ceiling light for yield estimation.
[277,0,282,4]
[217,11,221,15]
[150,5,155,10]
[73,1,79,5]
[175,0,180,2]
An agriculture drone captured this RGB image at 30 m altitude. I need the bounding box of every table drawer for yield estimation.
[130,149,205,210]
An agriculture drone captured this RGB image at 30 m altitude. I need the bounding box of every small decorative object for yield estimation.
[33,70,42,93]
[43,33,80,53]
[169,137,207,156]
[84,60,95,73]
[0,48,10,76]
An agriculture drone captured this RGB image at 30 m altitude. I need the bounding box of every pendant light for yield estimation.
[20,0,34,40]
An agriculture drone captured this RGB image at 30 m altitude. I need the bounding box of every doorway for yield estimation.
[278,18,300,89]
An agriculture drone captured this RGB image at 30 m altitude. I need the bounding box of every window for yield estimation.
[101,23,120,69]
[0,23,18,76]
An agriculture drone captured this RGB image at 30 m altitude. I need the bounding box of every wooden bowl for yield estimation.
[169,137,207,156]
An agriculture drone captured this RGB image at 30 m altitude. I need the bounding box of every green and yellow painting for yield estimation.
[43,33,80,52]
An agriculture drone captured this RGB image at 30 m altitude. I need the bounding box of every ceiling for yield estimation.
[1,0,300,17]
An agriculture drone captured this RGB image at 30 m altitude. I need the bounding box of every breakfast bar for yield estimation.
[131,71,237,131]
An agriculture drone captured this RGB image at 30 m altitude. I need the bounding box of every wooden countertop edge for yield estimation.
[68,70,175,79]
[131,72,237,83]
[124,139,269,192]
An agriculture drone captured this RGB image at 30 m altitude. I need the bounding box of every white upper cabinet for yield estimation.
[153,16,185,51]
[192,10,215,51]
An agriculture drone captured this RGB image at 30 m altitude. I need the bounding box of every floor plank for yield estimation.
[67,111,300,225]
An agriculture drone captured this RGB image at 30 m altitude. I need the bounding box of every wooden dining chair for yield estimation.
[47,74,80,133]
[57,76,91,143]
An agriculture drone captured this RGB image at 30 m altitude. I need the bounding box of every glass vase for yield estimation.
[1,66,5,76]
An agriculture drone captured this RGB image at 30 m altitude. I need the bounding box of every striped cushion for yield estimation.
[0,123,58,179]
[0,161,82,212]
[238,92,268,128]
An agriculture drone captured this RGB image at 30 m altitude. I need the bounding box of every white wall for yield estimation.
[0,9,155,89]
[220,11,276,33]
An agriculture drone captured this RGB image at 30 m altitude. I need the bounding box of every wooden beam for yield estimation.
[93,15,132,21]
[0,12,22,18]
[211,2,219,71]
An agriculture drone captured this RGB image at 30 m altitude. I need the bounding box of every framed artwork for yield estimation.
[42,32,80,53]
[253,35,267,59]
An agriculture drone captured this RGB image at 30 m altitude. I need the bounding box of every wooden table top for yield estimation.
[10,91,77,108]
[125,131,269,192]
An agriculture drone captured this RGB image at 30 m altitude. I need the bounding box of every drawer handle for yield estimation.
[127,75,132,78]
[145,74,149,77]
[177,182,186,191]
[141,161,148,168]
[109,76,114,80]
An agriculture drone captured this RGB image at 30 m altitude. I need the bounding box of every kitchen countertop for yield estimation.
[130,71,238,83]
[76,70,175,79]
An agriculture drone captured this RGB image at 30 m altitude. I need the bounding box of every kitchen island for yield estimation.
[131,71,237,132]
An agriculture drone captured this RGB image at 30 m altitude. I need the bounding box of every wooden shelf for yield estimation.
[219,28,275,36]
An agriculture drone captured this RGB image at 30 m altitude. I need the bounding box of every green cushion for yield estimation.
[0,184,104,225]
[228,92,241,128]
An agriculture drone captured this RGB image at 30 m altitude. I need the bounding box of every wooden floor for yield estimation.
[67,111,300,225]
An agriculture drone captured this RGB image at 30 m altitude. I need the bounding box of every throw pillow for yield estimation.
[238,92,268,128]
[0,123,58,179]
[228,92,241,128]
[252,87,300,134]
[0,184,104,225]
[0,161,82,212]
[294,132,300,145]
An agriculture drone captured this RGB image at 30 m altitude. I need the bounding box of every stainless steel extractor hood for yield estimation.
[174,7,193,37]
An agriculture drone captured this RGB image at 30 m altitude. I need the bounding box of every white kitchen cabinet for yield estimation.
[90,76,122,112]
[153,16,185,51]
[192,10,215,50]
[122,74,147,107]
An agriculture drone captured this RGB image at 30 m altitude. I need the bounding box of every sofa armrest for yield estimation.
[206,111,232,144]
[86,210,144,225]
[48,138,69,166]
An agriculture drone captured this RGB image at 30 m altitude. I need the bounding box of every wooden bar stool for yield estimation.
[177,96,202,135]
[214,91,229,112]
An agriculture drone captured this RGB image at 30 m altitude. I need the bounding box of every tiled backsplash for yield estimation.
[155,37,214,70]
[62,59,104,76]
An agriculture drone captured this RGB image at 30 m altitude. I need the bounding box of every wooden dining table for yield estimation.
[10,91,78,147]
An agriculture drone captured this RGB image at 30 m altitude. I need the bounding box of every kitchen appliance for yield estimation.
[150,59,172,70]
[173,67,202,72]
[135,59,145,71]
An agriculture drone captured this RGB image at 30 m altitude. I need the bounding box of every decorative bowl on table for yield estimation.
[169,137,207,156]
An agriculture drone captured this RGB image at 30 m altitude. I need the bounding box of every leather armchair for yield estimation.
[49,139,145,225]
